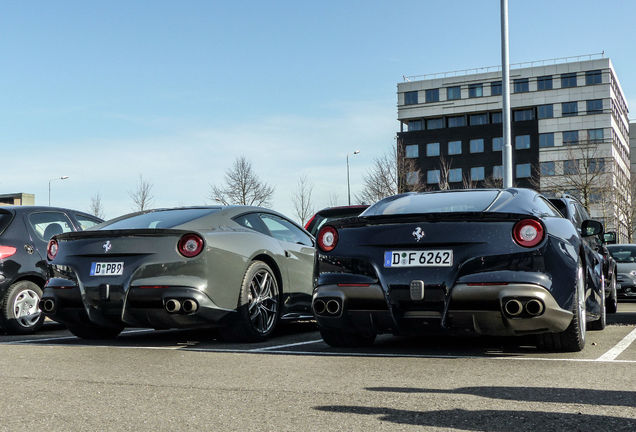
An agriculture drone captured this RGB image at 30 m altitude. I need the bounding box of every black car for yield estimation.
[305,205,369,237]
[0,206,102,333]
[313,188,605,352]
[549,195,618,315]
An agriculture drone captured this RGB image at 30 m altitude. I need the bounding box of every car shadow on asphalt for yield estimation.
[364,386,636,407]
[313,406,636,431]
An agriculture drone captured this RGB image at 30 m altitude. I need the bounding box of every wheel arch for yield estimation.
[252,253,284,294]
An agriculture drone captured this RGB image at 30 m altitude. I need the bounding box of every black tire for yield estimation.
[319,327,376,348]
[219,261,280,343]
[1,280,45,334]
[606,272,618,314]
[67,323,123,340]
[537,262,586,352]
[589,280,606,331]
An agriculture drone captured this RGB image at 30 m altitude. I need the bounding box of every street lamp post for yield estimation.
[48,176,69,206]
[346,150,360,206]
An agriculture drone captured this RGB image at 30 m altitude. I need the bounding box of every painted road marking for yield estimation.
[596,326,636,362]
[248,339,324,352]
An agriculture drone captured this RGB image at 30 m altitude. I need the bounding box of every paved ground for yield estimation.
[0,302,635,431]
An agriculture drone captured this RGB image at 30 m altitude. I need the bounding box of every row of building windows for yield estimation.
[610,129,630,165]
[411,163,533,185]
[405,99,605,132]
[540,158,605,176]
[403,69,604,105]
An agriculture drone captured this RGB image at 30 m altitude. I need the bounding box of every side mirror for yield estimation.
[603,231,617,244]
[581,220,603,237]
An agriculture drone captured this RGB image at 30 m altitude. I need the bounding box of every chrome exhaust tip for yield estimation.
[40,299,55,313]
[313,299,326,315]
[182,299,199,313]
[525,299,545,316]
[165,299,181,313]
[326,299,341,315]
[504,299,523,317]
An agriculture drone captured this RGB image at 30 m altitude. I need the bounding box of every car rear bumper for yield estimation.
[41,284,234,329]
[313,282,573,336]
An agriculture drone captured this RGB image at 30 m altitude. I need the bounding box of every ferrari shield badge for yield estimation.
[412,227,425,242]
[103,241,112,253]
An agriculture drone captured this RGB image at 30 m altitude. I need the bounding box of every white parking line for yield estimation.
[248,339,324,352]
[0,328,156,345]
[596,326,636,362]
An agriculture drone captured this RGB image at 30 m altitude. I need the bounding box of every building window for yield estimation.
[562,101,578,117]
[469,113,488,126]
[586,99,603,114]
[405,144,419,158]
[406,171,419,185]
[426,118,444,129]
[515,135,531,150]
[407,120,422,131]
[471,166,485,181]
[516,163,531,178]
[404,91,418,105]
[541,162,555,176]
[492,137,503,151]
[588,128,604,143]
[493,165,503,179]
[447,86,461,100]
[537,75,553,90]
[491,111,502,123]
[588,158,605,173]
[585,70,602,85]
[427,170,440,184]
[468,83,483,98]
[537,104,553,119]
[448,140,462,155]
[425,88,439,103]
[470,139,484,153]
[491,81,502,95]
[513,78,529,93]
[561,73,577,88]
[563,160,578,175]
[513,109,534,121]
[449,168,462,183]
[590,191,603,203]
[426,142,440,156]
[539,133,554,148]
[563,130,579,145]
[447,115,466,128]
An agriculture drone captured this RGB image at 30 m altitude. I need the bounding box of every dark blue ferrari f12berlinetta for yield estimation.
[312,188,605,352]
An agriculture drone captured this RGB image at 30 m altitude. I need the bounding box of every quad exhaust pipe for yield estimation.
[503,299,523,317]
[40,299,55,313]
[525,299,544,316]
[182,299,199,313]
[165,299,181,313]
[503,298,545,317]
[313,298,342,316]
[165,298,199,314]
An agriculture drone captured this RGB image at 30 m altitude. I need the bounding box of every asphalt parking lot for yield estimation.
[1,302,635,431]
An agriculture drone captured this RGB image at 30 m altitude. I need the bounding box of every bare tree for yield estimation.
[357,141,424,204]
[129,174,154,211]
[292,175,315,226]
[89,193,105,219]
[437,154,452,191]
[482,175,503,189]
[327,192,340,207]
[614,173,635,242]
[210,156,274,207]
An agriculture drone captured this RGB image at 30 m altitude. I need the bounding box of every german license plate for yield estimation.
[90,262,124,276]
[384,250,453,267]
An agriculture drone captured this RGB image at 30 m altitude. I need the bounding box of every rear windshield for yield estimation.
[0,211,13,234]
[607,246,636,263]
[308,208,366,236]
[362,191,500,216]
[100,209,219,230]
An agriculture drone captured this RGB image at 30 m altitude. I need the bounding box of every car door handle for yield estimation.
[284,250,291,258]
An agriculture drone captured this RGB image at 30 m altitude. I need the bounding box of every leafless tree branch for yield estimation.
[209,156,274,207]
[292,175,315,226]
[129,174,154,211]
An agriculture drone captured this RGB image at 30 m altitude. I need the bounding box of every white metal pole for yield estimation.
[501,0,513,188]
[346,154,351,205]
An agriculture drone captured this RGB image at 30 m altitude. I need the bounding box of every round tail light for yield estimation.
[513,219,544,248]
[47,239,59,261]
[317,226,338,252]
[178,234,204,258]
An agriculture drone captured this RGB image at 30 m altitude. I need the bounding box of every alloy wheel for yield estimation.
[247,269,279,335]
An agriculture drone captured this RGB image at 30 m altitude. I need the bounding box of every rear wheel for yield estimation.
[219,261,280,342]
[319,327,376,347]
[67,323,123,340]
[606,272,618,314]
[537,262,586,352]
[1,281,45,334]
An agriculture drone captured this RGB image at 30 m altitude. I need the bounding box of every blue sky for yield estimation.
[1,0,635,220]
